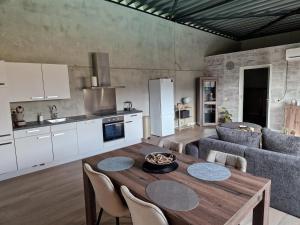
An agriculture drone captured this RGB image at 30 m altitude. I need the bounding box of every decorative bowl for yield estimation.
[145,152,176,166]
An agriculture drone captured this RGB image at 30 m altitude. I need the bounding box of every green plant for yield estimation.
[219,107,232,123]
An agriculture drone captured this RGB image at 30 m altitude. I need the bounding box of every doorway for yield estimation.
[239,65,271,127]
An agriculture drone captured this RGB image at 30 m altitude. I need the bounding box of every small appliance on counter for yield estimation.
[123,101,133,111]
[12,106,26,127]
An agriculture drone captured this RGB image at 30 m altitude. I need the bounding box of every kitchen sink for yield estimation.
[47,118,67,124]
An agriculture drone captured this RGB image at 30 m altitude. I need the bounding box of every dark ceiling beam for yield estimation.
[169,0,179,20]
[242,7,300,38]
[143,0,162,11]
[179,12,300,22]
[173,0,236,20]
[135,0,148,9]
[126,0,139,6]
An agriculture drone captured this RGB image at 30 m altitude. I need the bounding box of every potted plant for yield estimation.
[219,107,232,123]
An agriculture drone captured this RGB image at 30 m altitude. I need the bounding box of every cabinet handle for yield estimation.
[37,135,50,139]
[130,114,137,117]
[31,96,44,100]
[0,134,11,137]
[0,142,12,146]
[53,133,65,137]
[27,129,40,133]
[46,96,58,99]
[0,82,5,86]
[126,121,133,123]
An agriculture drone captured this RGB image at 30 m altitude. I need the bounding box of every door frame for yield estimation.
[238,64,272,128]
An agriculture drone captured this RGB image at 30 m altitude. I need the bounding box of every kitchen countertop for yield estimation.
[13,110,143,131]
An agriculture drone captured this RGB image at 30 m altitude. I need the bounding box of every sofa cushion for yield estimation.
[262,128,300,156]
[216,126,261,148]
[220,122,262,133]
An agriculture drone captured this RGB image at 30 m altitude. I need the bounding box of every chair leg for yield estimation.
[116,217,120,225]
[96,208,103,225]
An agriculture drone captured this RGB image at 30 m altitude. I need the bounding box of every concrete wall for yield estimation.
[0,0,238,123]
[205,43,300,130]
[241,30,300,50]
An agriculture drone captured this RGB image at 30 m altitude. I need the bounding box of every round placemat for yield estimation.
[140,145,171,156]
[187,163,231,181]
[146,180,199,211]
[97,156,135,172]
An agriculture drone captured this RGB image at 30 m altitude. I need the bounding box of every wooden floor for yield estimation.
[0,126,299,225]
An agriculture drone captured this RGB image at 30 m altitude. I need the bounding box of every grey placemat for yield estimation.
[187,163,231,181]
[146,180,199,211]
[97,156,135,172]
[140,145,171,156]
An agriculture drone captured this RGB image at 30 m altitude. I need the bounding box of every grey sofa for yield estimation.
[185,128,300,218]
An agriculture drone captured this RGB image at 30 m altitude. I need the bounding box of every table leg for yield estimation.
[82,161,96,225]
[253,184,271,225]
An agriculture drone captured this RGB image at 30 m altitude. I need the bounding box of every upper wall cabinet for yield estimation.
[5,62,70,102]
[6,62,45,102]
[42,64,70,100]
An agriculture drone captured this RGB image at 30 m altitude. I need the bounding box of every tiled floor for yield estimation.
[0,126,299,225]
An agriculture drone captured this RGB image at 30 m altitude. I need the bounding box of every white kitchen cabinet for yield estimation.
[0,87,13,142]
[42,64,70,100]
[77,119,103,154]
[0,140,17,175]
[5,62,45,102]
[15,134,53,170]
[0,61,7,87]
[125,113,143,145]
[51,123,78,161]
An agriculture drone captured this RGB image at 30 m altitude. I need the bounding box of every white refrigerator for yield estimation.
[149,78,175,136]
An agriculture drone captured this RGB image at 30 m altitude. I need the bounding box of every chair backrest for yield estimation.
[84,163,128,217]
[206,150,247,172]
[158,139,183,154]
[120,186,169,225]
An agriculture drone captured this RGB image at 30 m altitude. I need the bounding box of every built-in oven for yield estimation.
[102,116,125,142]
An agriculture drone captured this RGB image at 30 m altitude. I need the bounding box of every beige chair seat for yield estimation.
[158,139,183,154]
[84,163,129,225]
[206,150,247,172]
[121,185,169,225]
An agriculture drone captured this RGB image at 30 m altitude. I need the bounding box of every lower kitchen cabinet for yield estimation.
[52,129,78,161]
[125,113,143,144]
[15,134,53,170]
[77,119,103,154]
[0,140,17,175]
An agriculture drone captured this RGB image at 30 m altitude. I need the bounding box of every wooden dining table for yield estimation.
[82,143,271,225]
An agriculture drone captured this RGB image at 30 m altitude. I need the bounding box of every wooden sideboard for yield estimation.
[284,104,300,136]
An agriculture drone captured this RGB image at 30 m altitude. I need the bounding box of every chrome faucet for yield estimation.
[49,105,58,119]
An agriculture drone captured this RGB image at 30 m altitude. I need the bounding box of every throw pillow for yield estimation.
[262,128,300,156]
[216,126,262,148]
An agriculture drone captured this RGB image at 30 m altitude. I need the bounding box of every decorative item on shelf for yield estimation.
[219,107,232,123]
[13,106,26,127]
[181,97,191,104]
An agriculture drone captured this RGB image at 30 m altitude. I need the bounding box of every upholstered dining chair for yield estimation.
[120,185,169,225]
[84,163,129,225]
[158,139,184,154]
[206,150,247,172]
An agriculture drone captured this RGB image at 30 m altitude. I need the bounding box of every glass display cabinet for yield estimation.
[196,77,218,126]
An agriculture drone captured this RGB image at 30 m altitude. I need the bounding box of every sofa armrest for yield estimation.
[245,147,300,218]
[197,138,247,159]
[185,142,199,159]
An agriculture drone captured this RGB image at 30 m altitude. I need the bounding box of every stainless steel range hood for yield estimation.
[89,52,125,89]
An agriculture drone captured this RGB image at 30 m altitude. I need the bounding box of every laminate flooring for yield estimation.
[0,126,299,225]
